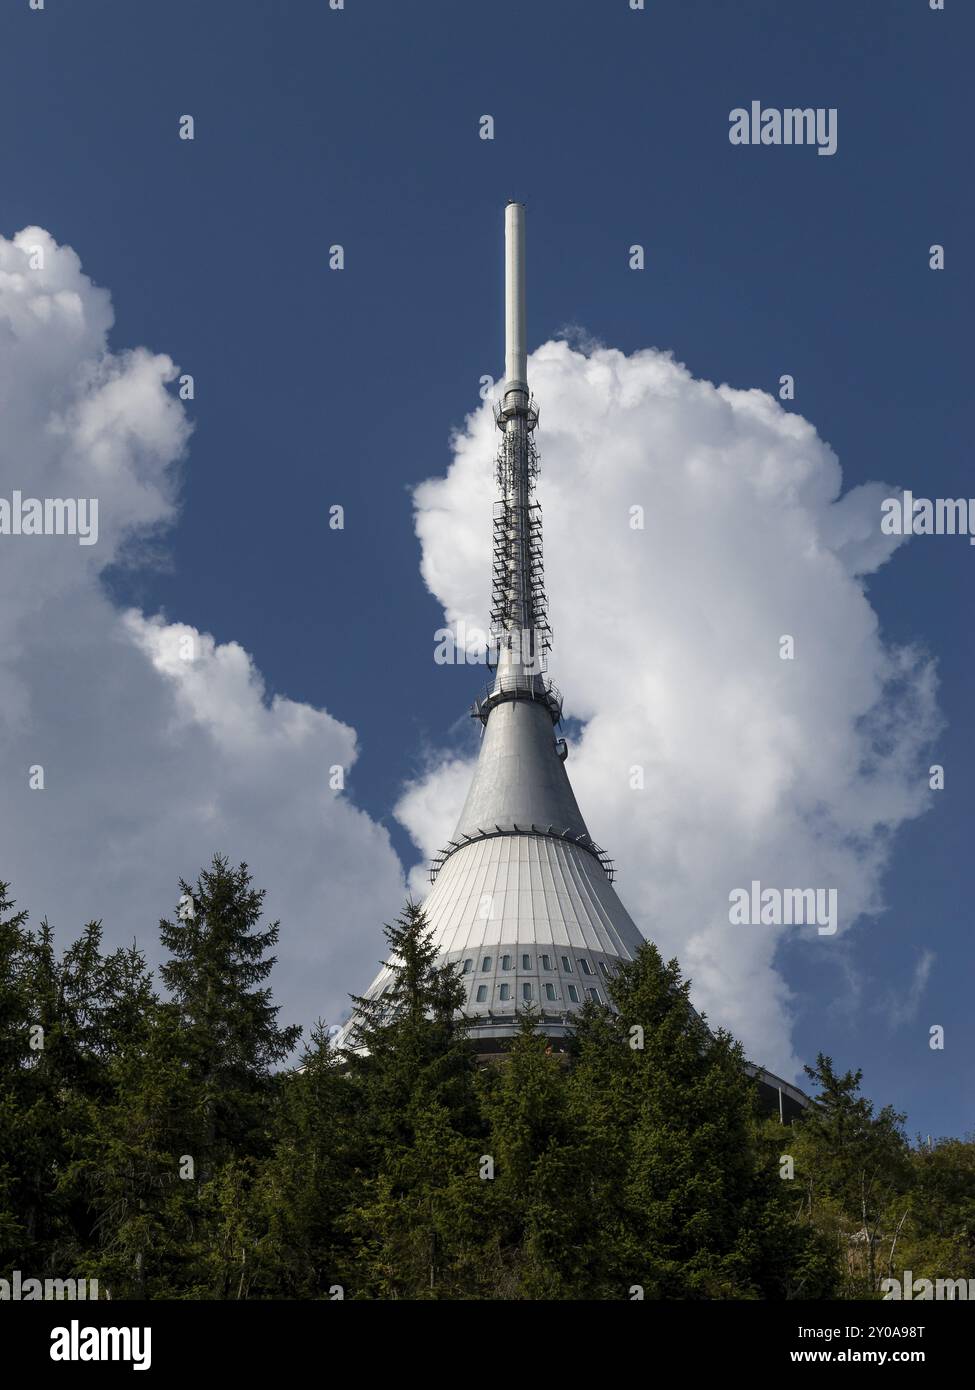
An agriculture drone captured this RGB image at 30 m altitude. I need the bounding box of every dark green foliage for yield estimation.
[159,856,301,1166]
[337,903,489,1298]
[785,1054,975,1297]
[1,871,971,1300]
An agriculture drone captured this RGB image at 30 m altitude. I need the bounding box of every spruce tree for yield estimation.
[151,857,301,1297]
[0,900,162,1282]
[13,918,119,1276]
[77,985,205,1298]
[569,942,838,1298]
[477,1012,584,1298]
[341,901,487,1298]
[159,856,301,1166]
[237,1021,363,1298]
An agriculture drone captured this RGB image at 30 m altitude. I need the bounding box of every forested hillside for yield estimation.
[1,860,971,1300]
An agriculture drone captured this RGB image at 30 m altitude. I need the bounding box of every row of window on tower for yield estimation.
[460,952,613,979]
[470,980,603,1006]
[458,952,615,1008]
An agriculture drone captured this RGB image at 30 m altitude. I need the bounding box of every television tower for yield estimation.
[341,205,810,1115]
[345,202,646,1050]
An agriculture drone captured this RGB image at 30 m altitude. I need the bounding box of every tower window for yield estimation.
[561,956,572,973]
[587,988,601,1004]
[579,957,593,976]
[481,956,492,971]
[522,982,533,1001]
[541,954,552,970]
[567,985,579,1004]
[501,954,512,970]
[598,961,610,979]
[462,959,473,975]
[521,953,531,970]
[544,983,557,1001]
[476,986,487,1003]
[499,983,511,1002]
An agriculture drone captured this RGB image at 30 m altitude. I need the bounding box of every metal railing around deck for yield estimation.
[471,670,563,725]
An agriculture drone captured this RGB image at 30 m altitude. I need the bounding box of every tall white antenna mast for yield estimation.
[503,201,528,407]
[489,202,553,700]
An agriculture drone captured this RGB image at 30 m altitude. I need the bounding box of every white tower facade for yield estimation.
[346,204,647,1048]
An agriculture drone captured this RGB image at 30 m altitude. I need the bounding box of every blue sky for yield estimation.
[0,0,971,1138]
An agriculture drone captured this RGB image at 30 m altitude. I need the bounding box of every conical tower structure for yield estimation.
[342,204,812,1114]
[345,203,646,1050]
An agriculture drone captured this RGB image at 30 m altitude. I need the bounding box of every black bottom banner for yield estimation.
[1,1296,969,1375]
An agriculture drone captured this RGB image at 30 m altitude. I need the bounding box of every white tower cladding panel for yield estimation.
[423,833,644,959]
[349,833,646,1037]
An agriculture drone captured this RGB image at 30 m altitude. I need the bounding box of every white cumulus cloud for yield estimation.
[0,226,405,1033]
[396,340,941,1079]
